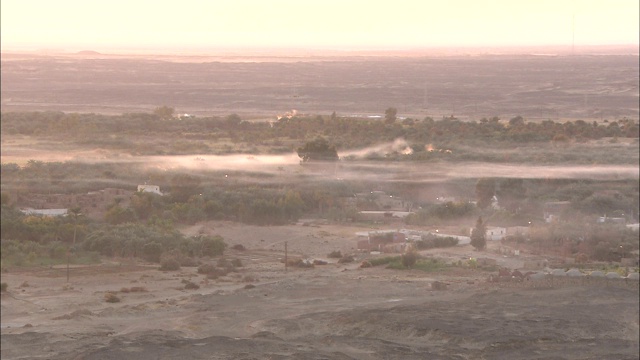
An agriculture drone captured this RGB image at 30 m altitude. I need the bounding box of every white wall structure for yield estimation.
[137,185,163,196]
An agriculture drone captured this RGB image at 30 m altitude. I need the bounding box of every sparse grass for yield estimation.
[368,256,401,267]
[383,257,448,272]
[120,286,147,293]
[412,258,448,272]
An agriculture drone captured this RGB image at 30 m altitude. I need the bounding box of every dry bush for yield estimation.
[217,257,232,269]
[130,286,147,292]
[231,258,243,267]
[179,256,200,267]
[159,257,181,271]
[313,259,328,265]
[104,292,121,303]
[244,284,256,289]
[401,250,419,268]
[360,260,372,268]
[328,250,343,259]
[120,287,131,293]
[286,258,303,266]
[197,263,216,274]
[1,282,7,292]
[184,281,200,290]
[338,255,355,264]
[242,275,257,282]
[205,267,230,279]
[231,244,246,251]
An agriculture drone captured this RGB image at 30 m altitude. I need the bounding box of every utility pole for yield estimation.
[67,207,82,283]
[284,241,288,272]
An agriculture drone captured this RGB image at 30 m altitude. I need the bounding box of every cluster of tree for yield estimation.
[297,137,339,162]
[526,222,638,262]
[0,202,227,266]
[414,234,459,250]
[2,111,637,158]
[405,201,476,225]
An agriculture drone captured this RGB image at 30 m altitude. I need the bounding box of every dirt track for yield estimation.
[2,222,638,359]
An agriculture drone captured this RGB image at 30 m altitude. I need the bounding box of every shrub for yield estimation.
[200,235,227,257]
[369,256,401,267]
[104,292,121,303]
[401,250,419,268]
[231,244,246,251]
[231,258,243,267]
[1,282,7,292]
[201,265,230,279]
[197,263,216,274]
[338,255,355,264]
[328,250,343,258]
[184,281,200,290]
[360,260,372,268]
[242,275,257,282]
[179,256,199,267]
[217,257,232,269]
[159,256,181,271]
[414,258,448,272]
[142,242,163,263]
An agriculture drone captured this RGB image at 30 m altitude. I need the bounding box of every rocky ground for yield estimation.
[2,222,639,359]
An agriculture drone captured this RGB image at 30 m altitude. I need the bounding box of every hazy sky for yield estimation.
[1,0,638,51]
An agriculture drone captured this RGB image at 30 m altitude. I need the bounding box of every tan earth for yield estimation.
[2,221,639,359]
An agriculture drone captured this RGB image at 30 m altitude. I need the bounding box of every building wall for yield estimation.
[18,188,134,219]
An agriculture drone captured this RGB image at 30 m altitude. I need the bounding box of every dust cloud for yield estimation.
[2,145,637,184]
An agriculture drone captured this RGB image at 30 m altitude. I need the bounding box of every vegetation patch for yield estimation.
[104,292,121,303]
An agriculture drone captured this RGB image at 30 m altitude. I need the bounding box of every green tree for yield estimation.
[508,115,525,127]
[170,174,202,203]
[385,107,398,124]
[197,235,227,257]
[497,178,526,213]
[153,106,175,120]
[226,113,242,126]
[470,216,487,250]
[297,137,339,162]
[105,204,136,225]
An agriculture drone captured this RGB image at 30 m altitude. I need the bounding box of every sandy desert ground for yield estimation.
[2,53,638,121]
[2,221,638,360]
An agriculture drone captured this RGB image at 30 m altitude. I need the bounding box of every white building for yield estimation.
[137,185,163,196]
[469,226,507,241]
[21,208,68,217]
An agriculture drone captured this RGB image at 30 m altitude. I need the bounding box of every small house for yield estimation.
[137,185,163,196]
